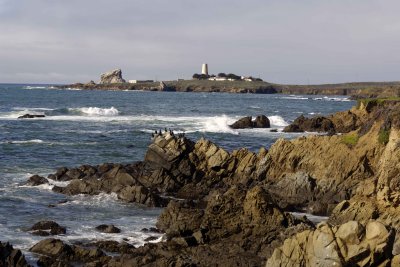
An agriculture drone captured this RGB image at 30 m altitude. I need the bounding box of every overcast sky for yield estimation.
[0,0,399,84]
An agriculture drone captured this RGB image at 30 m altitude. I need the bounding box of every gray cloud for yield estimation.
[0,0,399,84]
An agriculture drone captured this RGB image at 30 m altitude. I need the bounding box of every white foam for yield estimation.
[3,139,44,144]
[22,86,48,90]
[201,115,238,134]
[268,115,288,127]
[70,107,119,116]
[290,212,328,224]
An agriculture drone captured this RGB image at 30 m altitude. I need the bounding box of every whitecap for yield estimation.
[69,107,119,116]
[268,115,289,127]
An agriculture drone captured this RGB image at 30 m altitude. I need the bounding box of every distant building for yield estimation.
[128,80,154,84]
[201,63,208,75]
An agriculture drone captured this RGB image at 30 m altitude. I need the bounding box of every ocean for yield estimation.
[0,84,354,263]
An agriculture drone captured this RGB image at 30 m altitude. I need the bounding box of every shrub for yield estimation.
[342,132,359,146]
[378,129,390,145]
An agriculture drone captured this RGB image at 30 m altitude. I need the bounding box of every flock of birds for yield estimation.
[151,128,186,139]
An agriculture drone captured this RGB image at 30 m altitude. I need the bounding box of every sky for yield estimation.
[0,0,399,84]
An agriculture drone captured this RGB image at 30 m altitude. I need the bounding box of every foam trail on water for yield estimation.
[69,107,119,116]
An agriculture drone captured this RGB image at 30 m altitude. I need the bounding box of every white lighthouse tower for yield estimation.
[201,63,208,75]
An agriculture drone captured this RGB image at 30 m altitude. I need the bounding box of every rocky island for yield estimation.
[56,68,400,99]
[4,98,400,266]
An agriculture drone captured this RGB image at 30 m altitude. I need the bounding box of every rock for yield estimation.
[17,114,45,119]
[25,175,48,186]
[30,220,66,235]
[229,115,270,129]
[99,69,126,84]
[0,242,30,267]
[266,220,395,267]
[30,238,110,266]
[254,115,270,128]
[95,224,121,234]
[283,115,335,133]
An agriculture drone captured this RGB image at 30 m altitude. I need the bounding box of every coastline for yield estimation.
[7,98,400,266]
[57,79,400,98]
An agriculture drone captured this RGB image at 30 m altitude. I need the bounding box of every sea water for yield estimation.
[0,84,354,263]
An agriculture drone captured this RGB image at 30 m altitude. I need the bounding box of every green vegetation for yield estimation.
[378,129,390,145]
[342,132,359,146]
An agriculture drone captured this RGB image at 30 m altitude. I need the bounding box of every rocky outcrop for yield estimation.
[283,115,335,133]
[0,242,30,267]
[267,220,396,267]
[25,175,48,186]
[230,115,270,129]
[30,238,109,266]
[29,220,66,236]
[99,69,126,84]
[18,114,45,119]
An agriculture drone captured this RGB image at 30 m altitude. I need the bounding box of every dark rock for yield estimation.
[30,220,66,235]
[229,116,253,129]
[144,236,159,242]
[17,114,45,119]
[95,224,121,234]
[88,240,135,254]
[229,115,270,129]
[283,115,335,133]
[0,241,30,267]
[25,175,48,186]
[270,129,278,132]
[254,115,270,128]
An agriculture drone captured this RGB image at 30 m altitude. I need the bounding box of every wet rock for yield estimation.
[17,114,45,119]
[30,238,110,266]
[25,175,48,186]
[99,69,126,84]
[95,224,121,234]
[88,240,135,254]
[30,220,66,235]
[0,241,30,267]
[229,115,270,129]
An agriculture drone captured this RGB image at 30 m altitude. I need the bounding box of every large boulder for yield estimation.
[99,69,126,84]
[266,220,395,267]
[29,220,66,236]
[230,115,270,129]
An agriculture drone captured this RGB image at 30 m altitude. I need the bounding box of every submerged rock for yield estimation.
[95,224,121,234]
[25,175,48,186]
[18,114,45,119]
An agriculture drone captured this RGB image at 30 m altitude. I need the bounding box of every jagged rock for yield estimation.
[95,224,121,234]
[25,175,48,186]
[266,220,395,267]
[229,115,270,129]
[0,242,30,267]
[99,69,126,84]
[17,114,45,119]
[30,238,109,266]
[29,220,66,236]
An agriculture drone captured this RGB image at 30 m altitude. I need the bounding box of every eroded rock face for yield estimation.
[283,115,335,133]
[0,242,30,267]
[266,220,395,267]
[230,115,270,129]
[99,69,126,84]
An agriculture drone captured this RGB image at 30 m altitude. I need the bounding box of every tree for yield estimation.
[217,73,226,78]
[192,73,200,79]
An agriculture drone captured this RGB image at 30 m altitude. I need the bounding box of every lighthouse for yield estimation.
[201,63,208,75]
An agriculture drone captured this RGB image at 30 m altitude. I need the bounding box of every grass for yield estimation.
[378,129,390,145]
[342,132,359,147]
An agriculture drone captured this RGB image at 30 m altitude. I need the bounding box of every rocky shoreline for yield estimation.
[5,98,400,266]
[57,79,400,98]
